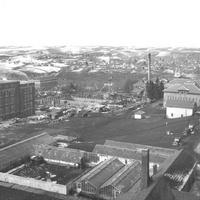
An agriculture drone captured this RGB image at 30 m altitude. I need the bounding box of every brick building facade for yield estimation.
[0,81,20,120]
[0,80,35,120]
[19,82,35,117]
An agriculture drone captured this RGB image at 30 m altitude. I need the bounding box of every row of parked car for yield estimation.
[172,124,197,146]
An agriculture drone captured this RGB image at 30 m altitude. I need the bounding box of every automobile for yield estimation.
[183,128,191,136]
[166,131,173,135]
[191,130,195,135]
[188,124,194,130]
[172,137,181,146]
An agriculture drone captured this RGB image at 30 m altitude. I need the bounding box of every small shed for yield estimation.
[134,110,145,119]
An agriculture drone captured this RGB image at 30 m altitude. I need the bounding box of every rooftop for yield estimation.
[93,144,168,164]
[88,158,124,188]
[100,160,141,193]
[34,145,84,164]
[165,99,195,109]
[0,80,19,84]
[104,140,178,158]
[164,79,200,94]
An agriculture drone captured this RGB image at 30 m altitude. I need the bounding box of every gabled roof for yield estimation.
[35,145,84,164]
[135,110,145,115]
[164,83,200,94]
[165,99,195,109]
[167,78,196,85]
[176,85,189,91]
[164,79,200,94]
[88,158,124,188]
[77,157,125,188]
[100,160,141,193]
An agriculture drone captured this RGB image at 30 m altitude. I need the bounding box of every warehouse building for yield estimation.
[99,160,141,199]
[93,140,178,165]
[0,80,35,120]
[75,157,134,199]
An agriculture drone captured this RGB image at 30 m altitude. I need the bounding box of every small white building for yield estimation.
[166,99,195,119]
[134,110,145,119]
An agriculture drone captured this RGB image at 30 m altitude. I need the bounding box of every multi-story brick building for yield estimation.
[35,76,57,90]
[19,81,35,117]
[0,81,20,120]
[0,80,35,120]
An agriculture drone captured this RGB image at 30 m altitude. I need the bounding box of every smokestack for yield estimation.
[141,149,150,190]
[148,53,151,82]
[153,164,158,175]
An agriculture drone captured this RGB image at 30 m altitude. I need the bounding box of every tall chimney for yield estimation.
[148,53,151,82]
[141,149,150,190]
[153,164,158,175]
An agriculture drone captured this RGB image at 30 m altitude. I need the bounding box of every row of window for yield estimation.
[0,89,15,97]
[166,95,200,102]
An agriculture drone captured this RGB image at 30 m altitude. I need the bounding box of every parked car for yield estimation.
[172,137,181,146]
[183,128,191,136]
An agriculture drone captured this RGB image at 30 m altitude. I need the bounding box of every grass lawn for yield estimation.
[1,102,199,152]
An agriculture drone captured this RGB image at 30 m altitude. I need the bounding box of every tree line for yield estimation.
[146,78,164,100]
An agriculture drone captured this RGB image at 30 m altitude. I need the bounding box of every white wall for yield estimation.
[0,172,67,195]
[166,107,193,118]
[134,114,142,119]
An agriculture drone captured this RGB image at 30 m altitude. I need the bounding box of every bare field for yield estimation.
[0,103,199,152]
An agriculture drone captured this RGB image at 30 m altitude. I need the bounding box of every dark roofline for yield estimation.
[117,150,183,200]
[93,144,166,163]
[164,90,200,95]
[104,140,178,157]
[101,160,139,188]
[165,99,195,109]
[0,80,19,84]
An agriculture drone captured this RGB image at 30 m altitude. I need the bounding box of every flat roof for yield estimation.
[93,144,167,164]
[104,140,179,157]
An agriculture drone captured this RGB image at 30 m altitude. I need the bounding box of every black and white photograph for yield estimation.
[0,0,200,199]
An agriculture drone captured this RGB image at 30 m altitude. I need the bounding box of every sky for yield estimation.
[0,0,200,47]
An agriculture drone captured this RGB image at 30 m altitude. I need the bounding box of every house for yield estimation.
[165,99,196,118]
[134,110,145,119]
